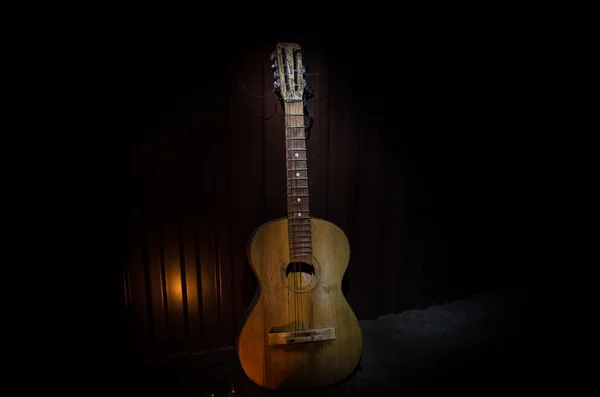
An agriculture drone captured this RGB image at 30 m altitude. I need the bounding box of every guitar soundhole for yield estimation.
[282,259,319,293]
[285,262,314,277]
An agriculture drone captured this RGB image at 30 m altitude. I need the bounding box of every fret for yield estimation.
[288,212,310,218]
[287,198,309,204]
[286,160,307,166]
[288,198,308,204]
[287,168,308,171]
[286,137,306,140]
[288,218,311,223]
[287,180,308,188]
[287,152,307,160]
[286,141,306,150]
[287,188,309,195]
[288,169,307,177]
[286,131,307,138]
[285,126,305,128]
[291,255,312,262]
[288,206,310,212]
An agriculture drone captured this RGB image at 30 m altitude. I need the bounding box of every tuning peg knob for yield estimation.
[274,81,281,89]
[270,51,278,61]
[271,61,278,70]
[273,71,280,79]
[304,86,314,99]
[302,65,307,74]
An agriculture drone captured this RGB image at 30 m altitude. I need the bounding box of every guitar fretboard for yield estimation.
[285,101,311,264]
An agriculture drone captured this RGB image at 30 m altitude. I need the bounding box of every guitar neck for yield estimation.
[285,101,311,263]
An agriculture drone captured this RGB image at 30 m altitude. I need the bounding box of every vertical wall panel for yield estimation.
[305,43,330,221]
[198,142,219,349]
[228,45,265,334]
[213,143,235,346]
[381,143,407,314]
[145,225,168,354]
[181,221,202,352]
[124,217,149,355]
[162,225,186,353]
[263,42,287,222]
[353,117,386,319]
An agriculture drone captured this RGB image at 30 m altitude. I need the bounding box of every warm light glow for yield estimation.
[168,267,183,302]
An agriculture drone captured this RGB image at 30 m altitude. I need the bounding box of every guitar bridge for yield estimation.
[268,327,335,345]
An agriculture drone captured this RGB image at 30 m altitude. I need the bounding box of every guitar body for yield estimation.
[236,217,362,390]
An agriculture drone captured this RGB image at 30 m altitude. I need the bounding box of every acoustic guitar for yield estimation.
[236,42,363,390]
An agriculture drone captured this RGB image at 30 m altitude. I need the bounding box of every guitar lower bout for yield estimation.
[236,217,363,390]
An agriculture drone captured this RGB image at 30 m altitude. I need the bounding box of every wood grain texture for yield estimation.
[236,217,362,390]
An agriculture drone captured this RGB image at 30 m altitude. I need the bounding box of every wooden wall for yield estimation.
[107,36,521,362]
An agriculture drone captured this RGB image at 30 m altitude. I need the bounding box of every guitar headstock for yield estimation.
[271,42,307,103]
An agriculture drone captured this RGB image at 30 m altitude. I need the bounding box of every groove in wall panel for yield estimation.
[144,224,167,355]
[157,116,189,353]
[181,221,202,352]
[180,112,203,352]
[124,216,150,355]
[161,224,186,353]
[141,136,168,356]
[212,84,235,346]
[213,141,234,346]
[198,138,219,349]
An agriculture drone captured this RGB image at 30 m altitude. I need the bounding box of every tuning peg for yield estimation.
[273,71,280,79]
[274,81,281,90]
[302,65,307,74]
[304,85,314,99]
[271,61,278,69]
[270,51,278,61]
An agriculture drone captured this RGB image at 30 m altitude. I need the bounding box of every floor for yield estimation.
[117,289,533,396]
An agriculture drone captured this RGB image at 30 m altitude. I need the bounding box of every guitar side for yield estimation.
[236,217,362,390]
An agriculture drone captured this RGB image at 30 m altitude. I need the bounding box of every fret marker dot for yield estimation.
[297,198,301,202]
[297,212,301,217]
[296,172,300,177]
[294,152,299,157]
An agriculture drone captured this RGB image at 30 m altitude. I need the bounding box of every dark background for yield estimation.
[76,28,537,389]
